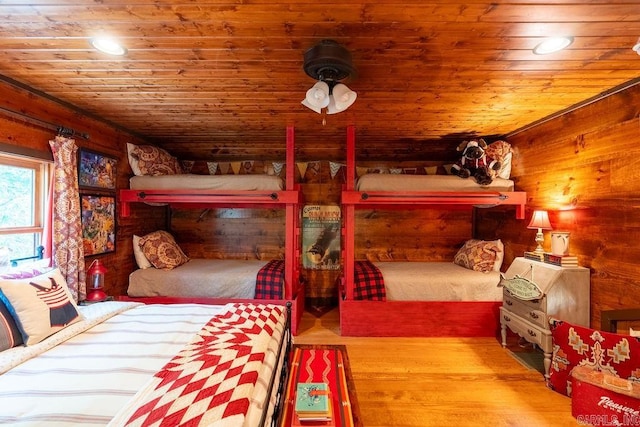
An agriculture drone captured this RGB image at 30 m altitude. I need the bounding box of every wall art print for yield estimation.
[78,148,117,190]
[302,205,341,270]
[81,194,116,256]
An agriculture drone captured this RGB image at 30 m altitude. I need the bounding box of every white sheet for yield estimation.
[0,302,226,426]
[127,259,267,298]
[130,174,284,191]
[356,174,515,192]
[377,262,503,301]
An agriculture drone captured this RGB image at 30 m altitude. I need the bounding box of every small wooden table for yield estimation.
[278,344,362,427]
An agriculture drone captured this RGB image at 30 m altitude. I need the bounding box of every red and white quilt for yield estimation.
[109,303,286,427]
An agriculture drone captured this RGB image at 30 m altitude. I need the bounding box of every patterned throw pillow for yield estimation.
[132,235,153,269]
[484,140,513,179]
[549,319,640,396]
[0,297,23,351]
[131,145,182,176]
[453,239,501,273]
[0,268,83,346]
[138,230,190,270]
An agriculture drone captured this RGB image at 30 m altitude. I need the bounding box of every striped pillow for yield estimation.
[0,296,23,351]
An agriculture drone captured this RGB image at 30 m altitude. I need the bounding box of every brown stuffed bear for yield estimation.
[450,139,501,185]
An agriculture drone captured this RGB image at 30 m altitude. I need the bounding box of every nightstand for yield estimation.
[500,257,590,380]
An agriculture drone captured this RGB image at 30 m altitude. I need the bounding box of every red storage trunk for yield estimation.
[571,366,640,426]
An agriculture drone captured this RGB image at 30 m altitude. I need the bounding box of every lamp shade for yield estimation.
[302,81,330,112]
[327,83,357,114]
[527,210,552,230]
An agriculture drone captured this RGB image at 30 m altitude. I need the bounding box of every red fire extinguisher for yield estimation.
[86,259,108,302]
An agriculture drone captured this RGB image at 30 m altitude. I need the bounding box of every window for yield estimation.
[0,153,50,266]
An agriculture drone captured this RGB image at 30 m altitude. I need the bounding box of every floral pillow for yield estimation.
[453,239,502,273]
[549,318,640,396]
[138,230,189,270]
[130,145,182,176]
[0,268,83,346]
[484,140,513,179]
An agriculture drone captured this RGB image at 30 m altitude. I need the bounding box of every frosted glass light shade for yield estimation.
[331,83,357,111]
[302,81,330,112]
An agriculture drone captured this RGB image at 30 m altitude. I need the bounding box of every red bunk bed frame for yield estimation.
[340,125,526,337]
[119,126,304,335]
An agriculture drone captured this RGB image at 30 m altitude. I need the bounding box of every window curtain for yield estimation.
[49,135,86,302]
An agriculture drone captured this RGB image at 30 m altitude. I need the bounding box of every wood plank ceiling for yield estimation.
[0,1,639,161]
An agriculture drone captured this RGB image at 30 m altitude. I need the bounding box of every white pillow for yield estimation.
[127,143,143,176]
[0,268,83,345]
[498,152,512,179]
[133,235,153,269]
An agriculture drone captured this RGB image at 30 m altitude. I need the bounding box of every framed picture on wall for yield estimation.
[81,194,116,256]
[78,148,117,190]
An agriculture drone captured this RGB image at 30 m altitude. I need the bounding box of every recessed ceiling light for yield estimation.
[633,39,640,56]
[90,37,127,56]
[533,36,574,55]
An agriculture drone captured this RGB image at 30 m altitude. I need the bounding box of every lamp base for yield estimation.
[86,288,108,302]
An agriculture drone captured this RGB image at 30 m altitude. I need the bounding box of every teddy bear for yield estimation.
[450,139,501,185]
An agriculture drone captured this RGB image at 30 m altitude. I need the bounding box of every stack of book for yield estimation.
[523,251,544,262]
[543,252,579,266]
[294,382,333,426]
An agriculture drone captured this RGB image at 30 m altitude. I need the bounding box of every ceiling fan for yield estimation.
[301,39,357,114]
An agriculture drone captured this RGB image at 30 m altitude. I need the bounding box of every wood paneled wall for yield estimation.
[0,80,163,297]
[477,84,640,329]
[3,76,640,323]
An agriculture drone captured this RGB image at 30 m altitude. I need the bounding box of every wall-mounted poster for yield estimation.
[81,194,116,256]
[78,149,117,190]
[302,205,340,270]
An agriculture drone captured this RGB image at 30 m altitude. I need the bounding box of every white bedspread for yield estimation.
[356,174,515,192]
[0,302,228,426]
[128,259,267,298]
[377,262,503,301]
[130,174,284,191]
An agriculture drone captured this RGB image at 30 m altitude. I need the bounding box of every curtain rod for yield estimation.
[0,106,90,140]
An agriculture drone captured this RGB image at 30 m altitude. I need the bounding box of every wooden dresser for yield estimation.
[500,257,591,380]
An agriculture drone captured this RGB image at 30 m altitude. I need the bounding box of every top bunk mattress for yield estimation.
[356,174,515,192]
[130,174,284,191]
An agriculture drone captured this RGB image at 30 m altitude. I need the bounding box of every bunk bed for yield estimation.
[340,125,526,337]
[119,126,304,335]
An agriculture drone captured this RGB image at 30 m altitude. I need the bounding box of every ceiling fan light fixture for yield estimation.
[303,81,331,109]
[633,38,640,55]
[533,36,573,55]
[302,40,357,114]
[90,36,127,56]
[329,83,357,112]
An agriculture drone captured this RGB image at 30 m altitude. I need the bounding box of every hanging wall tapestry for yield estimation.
[302,205,341,270]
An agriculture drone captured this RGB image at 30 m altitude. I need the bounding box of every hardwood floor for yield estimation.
[293,308,580,427]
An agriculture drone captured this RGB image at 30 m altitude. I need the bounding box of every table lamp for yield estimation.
[527,210,552,255]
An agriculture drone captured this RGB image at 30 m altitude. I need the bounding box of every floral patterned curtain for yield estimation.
[49,135,86,302]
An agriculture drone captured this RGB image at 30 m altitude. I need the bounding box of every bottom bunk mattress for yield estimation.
[362,261,503,301]
[0,301,288,426]
[128,259,282,299]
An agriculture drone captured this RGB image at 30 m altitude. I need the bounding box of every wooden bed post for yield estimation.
[344,126,356,300]
[284,126,296,300]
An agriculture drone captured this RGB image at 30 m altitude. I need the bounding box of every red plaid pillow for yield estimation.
[549,319,640,396]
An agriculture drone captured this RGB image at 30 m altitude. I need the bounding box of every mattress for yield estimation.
[377,261,503,301]
[0,302,287,427]
[356,174,515,192]
[128,258,267,298]
[130,173,284,191]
